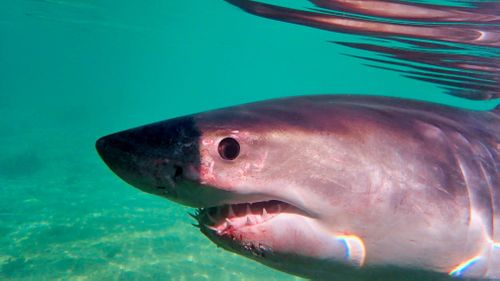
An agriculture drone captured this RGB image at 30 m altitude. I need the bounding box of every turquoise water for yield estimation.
[0,1,498,280]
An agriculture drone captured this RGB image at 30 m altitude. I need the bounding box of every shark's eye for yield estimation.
[218,137,240,160]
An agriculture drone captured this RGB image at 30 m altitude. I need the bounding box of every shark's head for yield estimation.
[97,96,474,279]
[96,97,374,278]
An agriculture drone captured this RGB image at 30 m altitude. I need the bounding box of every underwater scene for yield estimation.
[1,0,499,280]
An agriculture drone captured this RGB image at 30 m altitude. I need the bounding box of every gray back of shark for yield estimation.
[96,95,499,280]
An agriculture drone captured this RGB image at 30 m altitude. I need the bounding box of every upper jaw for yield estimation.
[194,200,312,235]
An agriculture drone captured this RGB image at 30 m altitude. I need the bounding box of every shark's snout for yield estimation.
[96,116,202,201]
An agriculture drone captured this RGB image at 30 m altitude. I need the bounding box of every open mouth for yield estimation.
[194,200,305,236]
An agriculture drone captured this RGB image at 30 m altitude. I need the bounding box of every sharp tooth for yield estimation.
[225,218,233,226]
[277,204,282,213]
[246,217,252,225]
[228,205,235,217]
[262,208,268,217]
[204,224,218,232]
[246,204,252,215]
[256,216,263,224]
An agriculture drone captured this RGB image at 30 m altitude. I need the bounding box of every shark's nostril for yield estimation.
[174,165,183,180]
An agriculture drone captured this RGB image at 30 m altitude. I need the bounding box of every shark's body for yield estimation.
[97,95,499,280]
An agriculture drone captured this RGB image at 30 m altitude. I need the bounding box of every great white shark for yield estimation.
[96,95,499,280]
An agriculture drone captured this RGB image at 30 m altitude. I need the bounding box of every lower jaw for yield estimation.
[199,221,275,259]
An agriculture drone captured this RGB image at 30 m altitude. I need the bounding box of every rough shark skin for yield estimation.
[96,95,499,280]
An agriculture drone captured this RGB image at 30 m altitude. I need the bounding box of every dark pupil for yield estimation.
[218,137,240,160]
